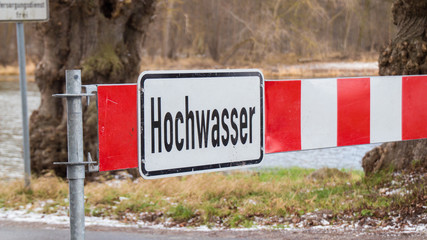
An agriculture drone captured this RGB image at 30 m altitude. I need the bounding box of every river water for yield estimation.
[0,77,39,180]
[0,74,379,180]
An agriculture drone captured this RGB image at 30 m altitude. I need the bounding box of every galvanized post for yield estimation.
[66,70,85,240]
[16,22,31,188]
[53,71,95,239]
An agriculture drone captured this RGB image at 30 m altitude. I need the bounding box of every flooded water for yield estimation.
[0,74,379,180]
[0,77,40,180]
[281,61,378,72]
[263,144,378,170]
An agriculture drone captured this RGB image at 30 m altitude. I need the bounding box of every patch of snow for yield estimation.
[379,187,412,196]
[0,208,426,235]
[320,219,330,226]
[105,180,123,187]
[403,224,427,233]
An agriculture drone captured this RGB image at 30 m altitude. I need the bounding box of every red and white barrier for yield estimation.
[95,75,427,171]
[265,75,427,153]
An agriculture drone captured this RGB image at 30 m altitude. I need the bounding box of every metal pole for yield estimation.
[16,22,31,188]
[66,70,85,240]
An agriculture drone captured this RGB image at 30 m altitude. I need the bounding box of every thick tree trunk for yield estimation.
[362,0,427,175]
[30,0,155,177]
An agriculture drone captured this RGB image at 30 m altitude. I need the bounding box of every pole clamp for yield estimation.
[54,152,99,173]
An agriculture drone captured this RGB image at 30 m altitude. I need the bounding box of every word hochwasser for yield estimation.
[150,96,257,153]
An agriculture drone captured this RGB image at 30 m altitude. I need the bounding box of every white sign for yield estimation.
[137,70,264,179]
[0,0,49,22]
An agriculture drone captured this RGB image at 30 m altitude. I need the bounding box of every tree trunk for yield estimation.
[362,0,427,175]
[29,0,155,177]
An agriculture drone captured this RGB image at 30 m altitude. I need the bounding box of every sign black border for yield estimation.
[138,71,264,178]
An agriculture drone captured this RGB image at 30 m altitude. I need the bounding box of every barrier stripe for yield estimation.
[370,76,402,143]
[301,78,337,149]
[337,77,370,146]
[402,76,427,140]
[97,85,138,171]
[265,81,301,153]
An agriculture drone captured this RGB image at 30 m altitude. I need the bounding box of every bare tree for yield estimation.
[141,0,394,63]
[29,0,156,177]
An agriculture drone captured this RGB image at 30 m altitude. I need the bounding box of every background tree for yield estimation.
[142,0,394,64]
[29,0,156,177]
[362,0,427,174]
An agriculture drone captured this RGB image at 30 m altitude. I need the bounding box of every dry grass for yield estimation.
[0,62,35,79]
[1,168,425,228]
[0,169,362,223]
[0,173,68,210]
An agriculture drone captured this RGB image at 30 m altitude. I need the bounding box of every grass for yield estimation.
[0,167,425,228]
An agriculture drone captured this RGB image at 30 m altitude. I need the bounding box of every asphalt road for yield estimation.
[1,220,426,240]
